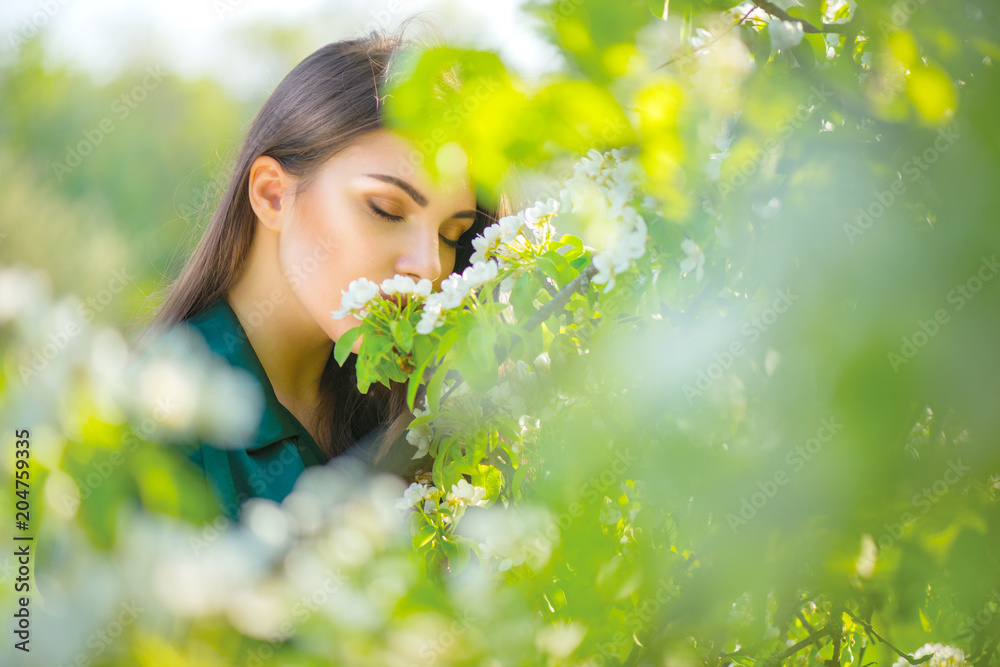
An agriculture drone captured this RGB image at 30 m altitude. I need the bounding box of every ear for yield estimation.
[248,155,293,232]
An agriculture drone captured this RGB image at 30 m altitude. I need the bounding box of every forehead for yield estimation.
[327,129,473,200]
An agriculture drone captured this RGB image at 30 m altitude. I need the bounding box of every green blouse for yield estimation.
[142,296,408,523]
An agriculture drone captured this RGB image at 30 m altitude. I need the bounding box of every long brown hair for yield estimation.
[133,23,512,477]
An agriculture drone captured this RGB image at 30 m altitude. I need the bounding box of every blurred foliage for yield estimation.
[0,38,255,328]
[2,0,1000,666]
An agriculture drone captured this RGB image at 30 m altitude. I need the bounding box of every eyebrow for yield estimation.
[365,173,477,219]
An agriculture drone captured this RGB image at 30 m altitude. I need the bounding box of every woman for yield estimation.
[132,26,508,522]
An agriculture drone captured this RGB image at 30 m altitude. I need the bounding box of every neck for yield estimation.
[226,225,333,407]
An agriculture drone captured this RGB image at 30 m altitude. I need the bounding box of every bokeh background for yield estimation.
[2,0,1000,665]
[0,0,557,338]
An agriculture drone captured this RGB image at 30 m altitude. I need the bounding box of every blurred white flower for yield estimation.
[446,479,487,507]
[535,620,587,658]
[437,275,469,310]
[458,504,556,572]
[523,198,559,230]
[680,238,705,282]
[0,265,50,324]
[137,358,202,435]
[395,482,435,511]
[416,301,444,335]
[485,380,527,418]
[462,259,499,289]
[470,224,502,265]
[405,408,433,459]
[591,208,647,292]
[498,213,525,240]
[478,536,526,571]
[198,363,266,448]
[892,644,969,667]
[769,19,805,51]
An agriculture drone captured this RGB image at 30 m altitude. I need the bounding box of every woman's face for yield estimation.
[271,130,477,347]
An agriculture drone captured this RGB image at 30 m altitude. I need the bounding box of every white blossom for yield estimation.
[446,479,488,507]
[437,275,469,310]
[395,482,435,511]
[478,536,526,571]
[590,208,648,292]
[330,277,380,319]
[405,408,433,459]
[680,238,705,282]
[462,259,499,289]
[470,224,502,265]
[380,275,432,297]
[416,301,445,335]
[523,198,559,230]
[498,213,524,241]
[769,19,805,51]
[892,644,969,667]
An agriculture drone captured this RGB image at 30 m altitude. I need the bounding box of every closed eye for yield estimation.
[368,200,462,250]
[367,201,404,222]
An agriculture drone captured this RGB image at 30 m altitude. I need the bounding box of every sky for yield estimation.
[0,0,562,97]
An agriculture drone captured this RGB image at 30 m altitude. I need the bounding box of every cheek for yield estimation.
[276,207,385,345]
[441,248,458,279]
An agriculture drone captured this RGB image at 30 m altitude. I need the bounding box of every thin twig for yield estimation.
[797,610,817,635]
[755,0,853,34]
[761,626,833,666]
[655,6,756,70]
[432,264,598,410]
[844,609,933,665]
[524,263,598,332]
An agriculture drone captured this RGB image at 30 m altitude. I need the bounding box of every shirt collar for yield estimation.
[185,295,322,456]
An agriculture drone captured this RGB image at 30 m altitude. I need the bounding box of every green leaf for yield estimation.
[456,327,499,392]
[393,317,414,353]
[440,536,471,575]
[364,334,394,365]
[510,272,540,319]
[437,326,461,361]
[407,352,434,411]
[334,326,362,366]
[482,465,502,498]
[413,522,437,549]
[543,249,578,284]
[536,255,563,287]
[558,234,585,260]
[468,326,496,372]
[427,362,450,414]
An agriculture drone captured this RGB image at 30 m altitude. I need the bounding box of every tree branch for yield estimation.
[844,609,933,665]
[826,604,844,666]
[755,1,853,34]
[761,625,832,666]
[797,610,817,635]
[524,263,598,332]
[655,6,756,70]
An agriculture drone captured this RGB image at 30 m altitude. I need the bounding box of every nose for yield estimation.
[394,225,443,284]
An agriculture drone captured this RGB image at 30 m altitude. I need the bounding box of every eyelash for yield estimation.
[367,201,461,250]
